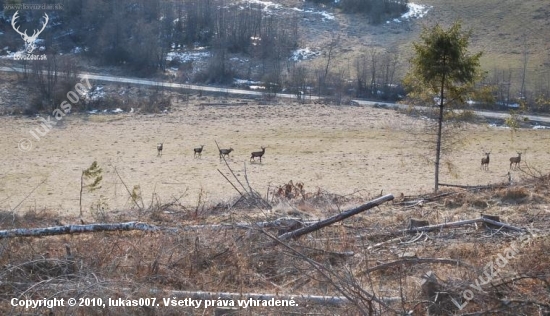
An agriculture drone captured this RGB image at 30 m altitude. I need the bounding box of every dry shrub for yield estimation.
[2,174,550,315]
[443,198,463,209]
[446,243,479,260]
[497,187,530,203]
[469,199,488,209]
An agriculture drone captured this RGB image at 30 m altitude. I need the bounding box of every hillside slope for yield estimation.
[294,0,549,80]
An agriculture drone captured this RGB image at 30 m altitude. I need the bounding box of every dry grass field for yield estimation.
[1,95,550,315]
[1,95,549,219]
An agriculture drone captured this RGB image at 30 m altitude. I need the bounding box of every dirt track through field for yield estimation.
[1,101,549,218]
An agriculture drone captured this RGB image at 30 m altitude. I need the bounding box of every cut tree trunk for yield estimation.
[277,194,394,242]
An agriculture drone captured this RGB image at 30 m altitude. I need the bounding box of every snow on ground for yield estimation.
[290,47,321,61]
[244,0,282,12]
[72,47,83,54]
[238,0,335,20]
[88,86,105,101]
[386,2,432,24]
[402,3,432,19]
[234,78,265,90]
[166,50,211,63]
[292,7,335,20]
[234,79,263,85]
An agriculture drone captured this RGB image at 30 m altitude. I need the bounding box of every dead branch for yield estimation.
[256,219,399,314]
[217,169,244,196]
[277,194,394,242]
[215,140,248,194]
[357,258,472,277]
[438,182,508,190]
[0,222,158,239]
[0,218,317,239]
[114,167,143,210]
[404,217,526,233]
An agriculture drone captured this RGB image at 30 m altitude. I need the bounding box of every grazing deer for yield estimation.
[157,143,163,156]
[250,146,266,163]
[219,147,233,160]
[509,152,522,170]
[481,152,490,170]
[194,145,205,158]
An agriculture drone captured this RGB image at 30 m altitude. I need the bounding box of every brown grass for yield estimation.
[1,173,549,314]
[1,93,550,221]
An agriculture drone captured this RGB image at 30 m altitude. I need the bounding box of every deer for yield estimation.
[219,147,233,160]
[481,152,491,170]
[157,143,163,156]
[509,152,522,170]
[194,145,205,158]
[11,11,49,54]
[250,146,266,163]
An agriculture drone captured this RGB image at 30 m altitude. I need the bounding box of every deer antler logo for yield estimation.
[11,11,49,54]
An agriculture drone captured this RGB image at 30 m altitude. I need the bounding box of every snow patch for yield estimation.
[88,86,105,101]
[167,50,211,63]
[292,7,335,20]
[234,78,262,85]
[533,125,549,130]
[72,47,83,54]
[387,2,432,24]
[290,47,321,61]
[402,3,432,19]
[245,0,282,12]
[249,85,265,90]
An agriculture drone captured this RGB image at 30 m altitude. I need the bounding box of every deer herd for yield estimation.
[156,143,267,163]
[480,151,523,171]
[158,142,524,170]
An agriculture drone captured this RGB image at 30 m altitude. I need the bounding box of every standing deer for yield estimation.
[509,152,522,170]
[157,143,163,156]
[481,152,490,170]
[219,147,233,160]
[250,147,266,163]
[194,145,205,158]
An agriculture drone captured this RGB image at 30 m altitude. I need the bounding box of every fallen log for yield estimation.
[438,182,509,190]
[277,194,394,241]
[0,222,158,239]
[0,218,318,239]
[403,217,526,234]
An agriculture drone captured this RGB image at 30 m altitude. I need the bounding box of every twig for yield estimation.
[215,140,248,194]
[357,257,472,277]
[217,169,244,197]
[113,167,142,211]
[11,177,48,213]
